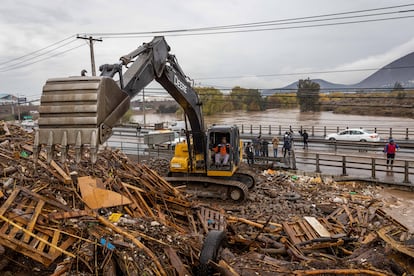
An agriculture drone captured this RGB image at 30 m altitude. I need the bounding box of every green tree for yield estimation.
[229,87,265,111]
[195,87,228,115]
[297,78,320,112]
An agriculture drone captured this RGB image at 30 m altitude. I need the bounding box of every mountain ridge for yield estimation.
[262,51,414,96]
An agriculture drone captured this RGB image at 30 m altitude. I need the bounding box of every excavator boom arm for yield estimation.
[35,36,205,162]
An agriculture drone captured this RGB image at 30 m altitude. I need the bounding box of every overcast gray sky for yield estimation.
[1,0,414,100]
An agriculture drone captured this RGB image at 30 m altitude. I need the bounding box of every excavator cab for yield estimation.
[206,125,241,177]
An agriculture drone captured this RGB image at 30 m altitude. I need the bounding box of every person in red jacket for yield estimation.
[383,139,399,170]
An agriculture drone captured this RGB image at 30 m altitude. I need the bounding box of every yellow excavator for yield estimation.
[34,36,255,201]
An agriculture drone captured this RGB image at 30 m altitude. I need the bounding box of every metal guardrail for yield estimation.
[239,124,413,140]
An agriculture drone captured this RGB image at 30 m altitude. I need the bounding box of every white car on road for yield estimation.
[325,129,380,142]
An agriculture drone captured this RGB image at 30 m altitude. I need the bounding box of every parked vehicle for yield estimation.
[325,129,380,142]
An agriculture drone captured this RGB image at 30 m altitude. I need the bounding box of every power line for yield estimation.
[0,35,74,66]
[194,65,414,81]
[83,4,414,37]
[0,39,79,71]
[0,43,87,73]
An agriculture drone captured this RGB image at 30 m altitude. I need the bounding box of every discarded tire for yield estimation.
[198,230,227,276]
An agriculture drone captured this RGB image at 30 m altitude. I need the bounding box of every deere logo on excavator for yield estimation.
[174,75,187,93]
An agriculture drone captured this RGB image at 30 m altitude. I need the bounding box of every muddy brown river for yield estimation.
[133,108,414,137]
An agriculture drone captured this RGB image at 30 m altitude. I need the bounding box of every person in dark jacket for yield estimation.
[244,142,254,166]
[282,132,292,158]
[299,129,309,149]
[383,139,399,170]
[261,138,269,157]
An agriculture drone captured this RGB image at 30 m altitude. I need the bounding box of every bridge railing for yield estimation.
[239,124,412,140]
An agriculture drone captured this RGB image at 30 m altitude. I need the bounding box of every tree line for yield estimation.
[157,79,413,118]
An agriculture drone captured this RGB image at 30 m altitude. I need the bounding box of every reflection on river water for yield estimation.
[132,108,414,130]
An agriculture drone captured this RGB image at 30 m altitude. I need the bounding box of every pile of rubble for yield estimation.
[0,122,413,275]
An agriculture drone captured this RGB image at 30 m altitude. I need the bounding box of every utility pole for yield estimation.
[76,35,102,76]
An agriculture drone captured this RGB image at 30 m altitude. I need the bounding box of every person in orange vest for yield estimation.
[383,138,399,170]
[214,137,231,166]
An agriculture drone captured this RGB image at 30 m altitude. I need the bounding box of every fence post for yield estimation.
[259,125,262,135]
[341,156,347,176]
[241,124,244,134]
[404,160,410,184]
[291,149,297,170]
[250,125,253,134]
[337,126,339,133]
[406,128,409,140]
[371,158,376,179]
[311,126,314,137]
[279,125,282,135]
[269,125,271,135]
[389,128,393,139]
[315,153,321,173]
[324,126,326,137]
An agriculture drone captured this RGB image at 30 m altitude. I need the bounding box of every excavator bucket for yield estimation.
[34,76,130,163]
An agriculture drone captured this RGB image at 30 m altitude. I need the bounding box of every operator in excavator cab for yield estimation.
[214,137,231,166]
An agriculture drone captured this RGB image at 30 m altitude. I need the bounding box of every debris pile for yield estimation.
[0,122,413,275]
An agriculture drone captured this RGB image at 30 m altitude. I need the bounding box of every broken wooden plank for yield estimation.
[164,246,191,276]
[304,216,331,238]
[22,199,45,243]
[48,210,94,220]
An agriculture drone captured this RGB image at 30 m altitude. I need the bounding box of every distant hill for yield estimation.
[262,51,414,96]
[355,51,414,89]
[261,79,349,96]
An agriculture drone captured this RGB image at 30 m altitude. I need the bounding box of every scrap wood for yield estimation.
[292,268,390,275]
[0,214,76,258]
[0,166,17,176]
[95,214,167,276]
[48,209,95,220]
[343,205,356,225]
[2,123,10,136]
[227,216,282,232]
[121,181,155,217]
[247,252,292,269]
[164,247,191,276]
[304,216,331,238]
[0,187,77,266]
[377,225,414,258]
[214,260,240,276]
[22,144,72,184]
[78,176,132,209]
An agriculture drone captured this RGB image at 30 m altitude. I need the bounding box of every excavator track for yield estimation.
[165,176,249,202]
[230,170,256,189]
